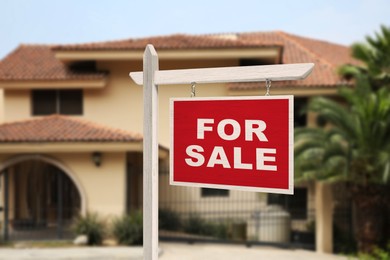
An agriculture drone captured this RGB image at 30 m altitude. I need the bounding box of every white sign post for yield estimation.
[142,46,159,260]
[130,44,313,260]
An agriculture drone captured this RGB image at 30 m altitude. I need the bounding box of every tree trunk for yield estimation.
[352,184,389,253]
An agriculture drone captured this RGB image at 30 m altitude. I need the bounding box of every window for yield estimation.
[239,58,268,66]
[267,188,308,219]
[201,188,229,197]
[294,98,307,127]
[69,61,97,73]
[32,89,83,115]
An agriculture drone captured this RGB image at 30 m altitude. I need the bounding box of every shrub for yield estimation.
[183,214,228,239]
[72,212,106,246]
[211,222,229,239]
[183,214,207,235]
[159,208,181,231]
[357,243,390,260]
[112,211,143,245]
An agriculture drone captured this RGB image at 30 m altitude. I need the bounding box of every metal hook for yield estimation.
[265,79,271,96]
[190,82,196,97]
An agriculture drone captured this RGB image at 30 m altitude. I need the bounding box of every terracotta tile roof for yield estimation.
[0,45,106,81]
[0,115,142,143]
[0,31,359,88]
[228,31,360,89]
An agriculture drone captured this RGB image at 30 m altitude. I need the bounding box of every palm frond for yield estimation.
[309,97,357,141]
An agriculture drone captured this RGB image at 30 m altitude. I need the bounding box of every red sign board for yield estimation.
[170,96,294,194]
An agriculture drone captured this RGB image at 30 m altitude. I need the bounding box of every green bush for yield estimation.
[357,244,390,260]
[211,222,229,239]
[72,212,106,246]
[333,223,356,254]
[112,211,143,245]
[183,214,228,239]
[159,208,181,231]
[183,214,207,235]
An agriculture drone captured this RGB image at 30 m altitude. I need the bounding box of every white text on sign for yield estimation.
[185,118,277,171]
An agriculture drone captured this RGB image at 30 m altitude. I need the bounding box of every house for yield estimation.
[0,32,357,249]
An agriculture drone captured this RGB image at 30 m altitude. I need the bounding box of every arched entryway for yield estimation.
[0,156,84,240]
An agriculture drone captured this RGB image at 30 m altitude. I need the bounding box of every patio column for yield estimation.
[315,182,333,253]
[3,169,9,241]
[57,171,63,239]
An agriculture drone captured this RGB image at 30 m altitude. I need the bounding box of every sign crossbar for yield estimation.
[130,63,314,85]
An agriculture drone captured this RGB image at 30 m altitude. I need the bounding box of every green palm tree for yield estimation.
[295,76,390,252]
[339,25,390,89]
[295,127,347,182]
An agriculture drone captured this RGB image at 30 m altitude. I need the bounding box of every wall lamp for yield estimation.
[92,152,102,167]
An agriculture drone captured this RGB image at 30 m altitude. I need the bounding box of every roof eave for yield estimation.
[0,141,169,158]
[54,47,281,62]
[0,78,107,89]
[0,142,143,153]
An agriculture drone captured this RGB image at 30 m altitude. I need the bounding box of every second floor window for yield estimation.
[32,89,83,115]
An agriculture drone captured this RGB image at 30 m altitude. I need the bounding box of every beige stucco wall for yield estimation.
[84,61,142,133]
[0,89,3,123]
[55,152,127,217]
[94,59,236,148]
[3,89,30,122]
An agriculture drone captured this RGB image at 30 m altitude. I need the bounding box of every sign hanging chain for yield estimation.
[190,82,196,97]
[265,79,271,96]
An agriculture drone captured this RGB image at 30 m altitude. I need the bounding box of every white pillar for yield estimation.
[315,182,333,253]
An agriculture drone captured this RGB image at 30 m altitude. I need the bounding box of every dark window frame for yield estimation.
[32,89,83,116]
[201,188,229,198]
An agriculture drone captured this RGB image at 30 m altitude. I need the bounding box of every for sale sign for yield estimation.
[170,96,294,194]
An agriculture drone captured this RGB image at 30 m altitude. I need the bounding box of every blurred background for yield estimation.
[0,0,389,259]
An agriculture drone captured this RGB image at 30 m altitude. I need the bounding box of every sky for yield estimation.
[0,0,389,59]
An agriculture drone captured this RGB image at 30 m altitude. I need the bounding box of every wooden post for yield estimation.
[143,45,159,260]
